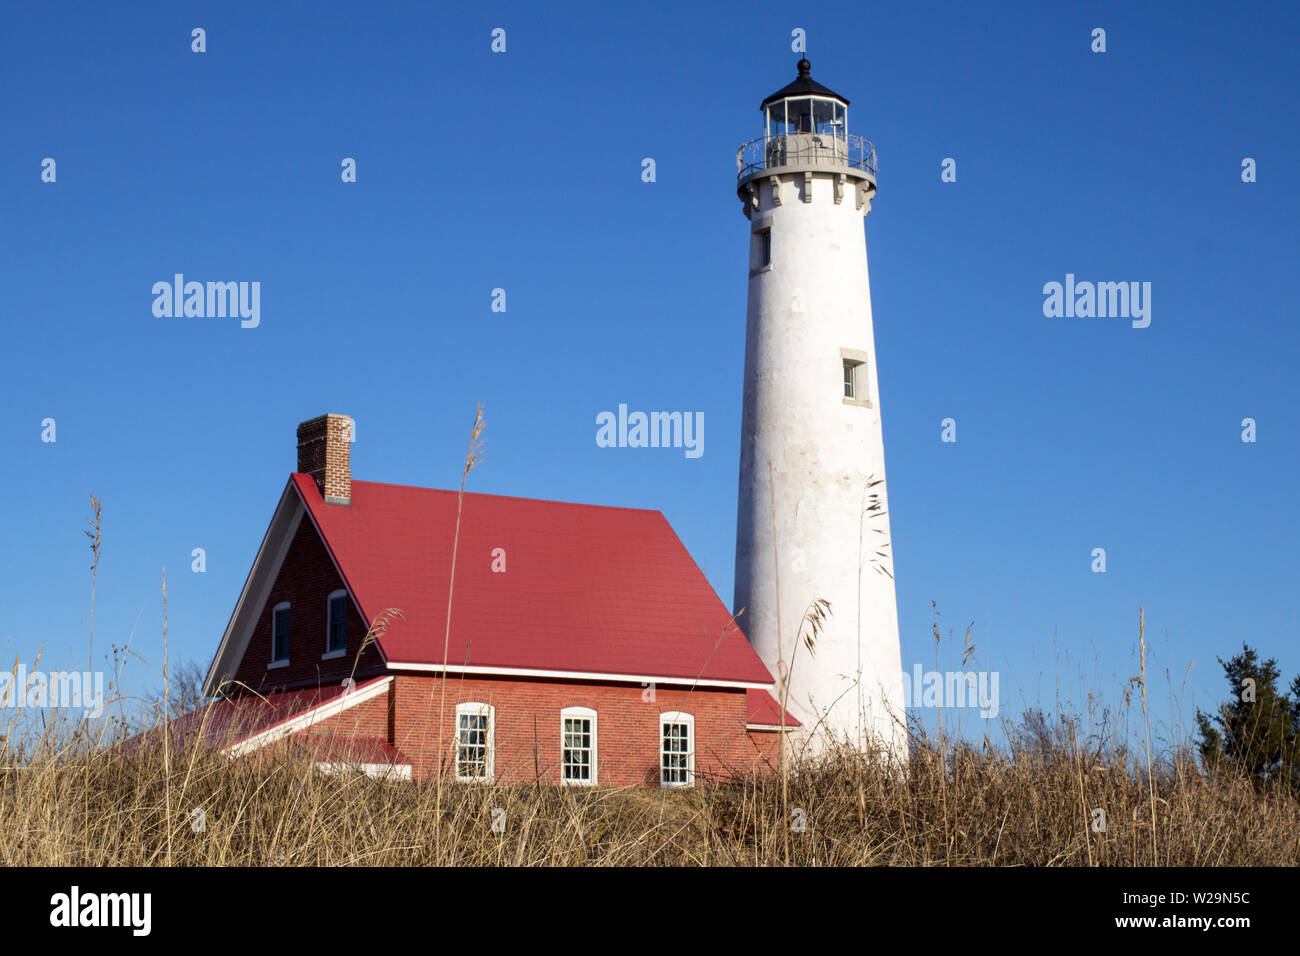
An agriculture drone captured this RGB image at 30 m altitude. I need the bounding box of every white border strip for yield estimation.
[316,761,412,781]
[387,660,772,690]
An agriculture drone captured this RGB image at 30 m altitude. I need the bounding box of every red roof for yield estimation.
[290,474,773,687]
[746,688,801,728]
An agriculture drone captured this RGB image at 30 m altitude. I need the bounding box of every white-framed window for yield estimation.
[660,712,695,788]
[455,702,495,782]
[270,602,291,667]
[324,589,348,658]
[843,359,865,400]
[560,706,597,786]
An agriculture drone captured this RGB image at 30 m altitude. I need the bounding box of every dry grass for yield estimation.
[0,709,1295,866]
[7,475,1293,867]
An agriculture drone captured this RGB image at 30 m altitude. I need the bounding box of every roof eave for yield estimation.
[202,480,302,696]
[760,81,849,110]
[387,661,774,690]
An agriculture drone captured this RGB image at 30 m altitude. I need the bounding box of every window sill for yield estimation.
[267,659,290,670]
[749,263,773,278]
[843,397,873,409]
[321,649,346,661]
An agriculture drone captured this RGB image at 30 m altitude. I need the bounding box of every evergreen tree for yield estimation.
[1196,643,1298,793]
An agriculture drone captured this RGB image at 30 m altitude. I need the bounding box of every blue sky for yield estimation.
[2,1,1296,746]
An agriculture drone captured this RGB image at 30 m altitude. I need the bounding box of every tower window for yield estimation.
[843,359,865,400]
[751,226,772,273]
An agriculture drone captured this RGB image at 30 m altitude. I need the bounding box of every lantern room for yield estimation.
[736,59,876,194]
[760,58,848,139]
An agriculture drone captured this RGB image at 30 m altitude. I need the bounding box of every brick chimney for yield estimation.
[296,414,352,505]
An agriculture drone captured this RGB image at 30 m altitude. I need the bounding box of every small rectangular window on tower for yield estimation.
[751,226,772,274]
[843,359,864,400]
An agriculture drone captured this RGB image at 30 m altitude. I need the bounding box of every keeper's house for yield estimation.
[199,414,797,786]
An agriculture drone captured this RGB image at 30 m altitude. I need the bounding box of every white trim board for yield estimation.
[388,661,772,691]
[316,762,412,782]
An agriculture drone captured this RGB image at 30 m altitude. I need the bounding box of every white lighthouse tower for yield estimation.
[733,59,905,755]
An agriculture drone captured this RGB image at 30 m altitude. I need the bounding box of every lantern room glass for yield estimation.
[765,97,847,141]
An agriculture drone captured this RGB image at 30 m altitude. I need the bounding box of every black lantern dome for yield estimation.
[760,59,849,111]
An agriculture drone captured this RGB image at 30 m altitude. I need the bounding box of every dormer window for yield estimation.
[270,603,291,667]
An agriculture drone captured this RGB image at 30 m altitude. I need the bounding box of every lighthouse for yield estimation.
[733,59,905,755]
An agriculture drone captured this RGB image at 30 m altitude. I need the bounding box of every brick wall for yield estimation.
[232,515,385,693]
[390,673,773,785]
[746,729,783,772]
[303,685,391,739]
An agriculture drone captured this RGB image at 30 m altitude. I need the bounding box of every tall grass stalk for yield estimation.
[1138,605,1158,864]
[435,405,485,859]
